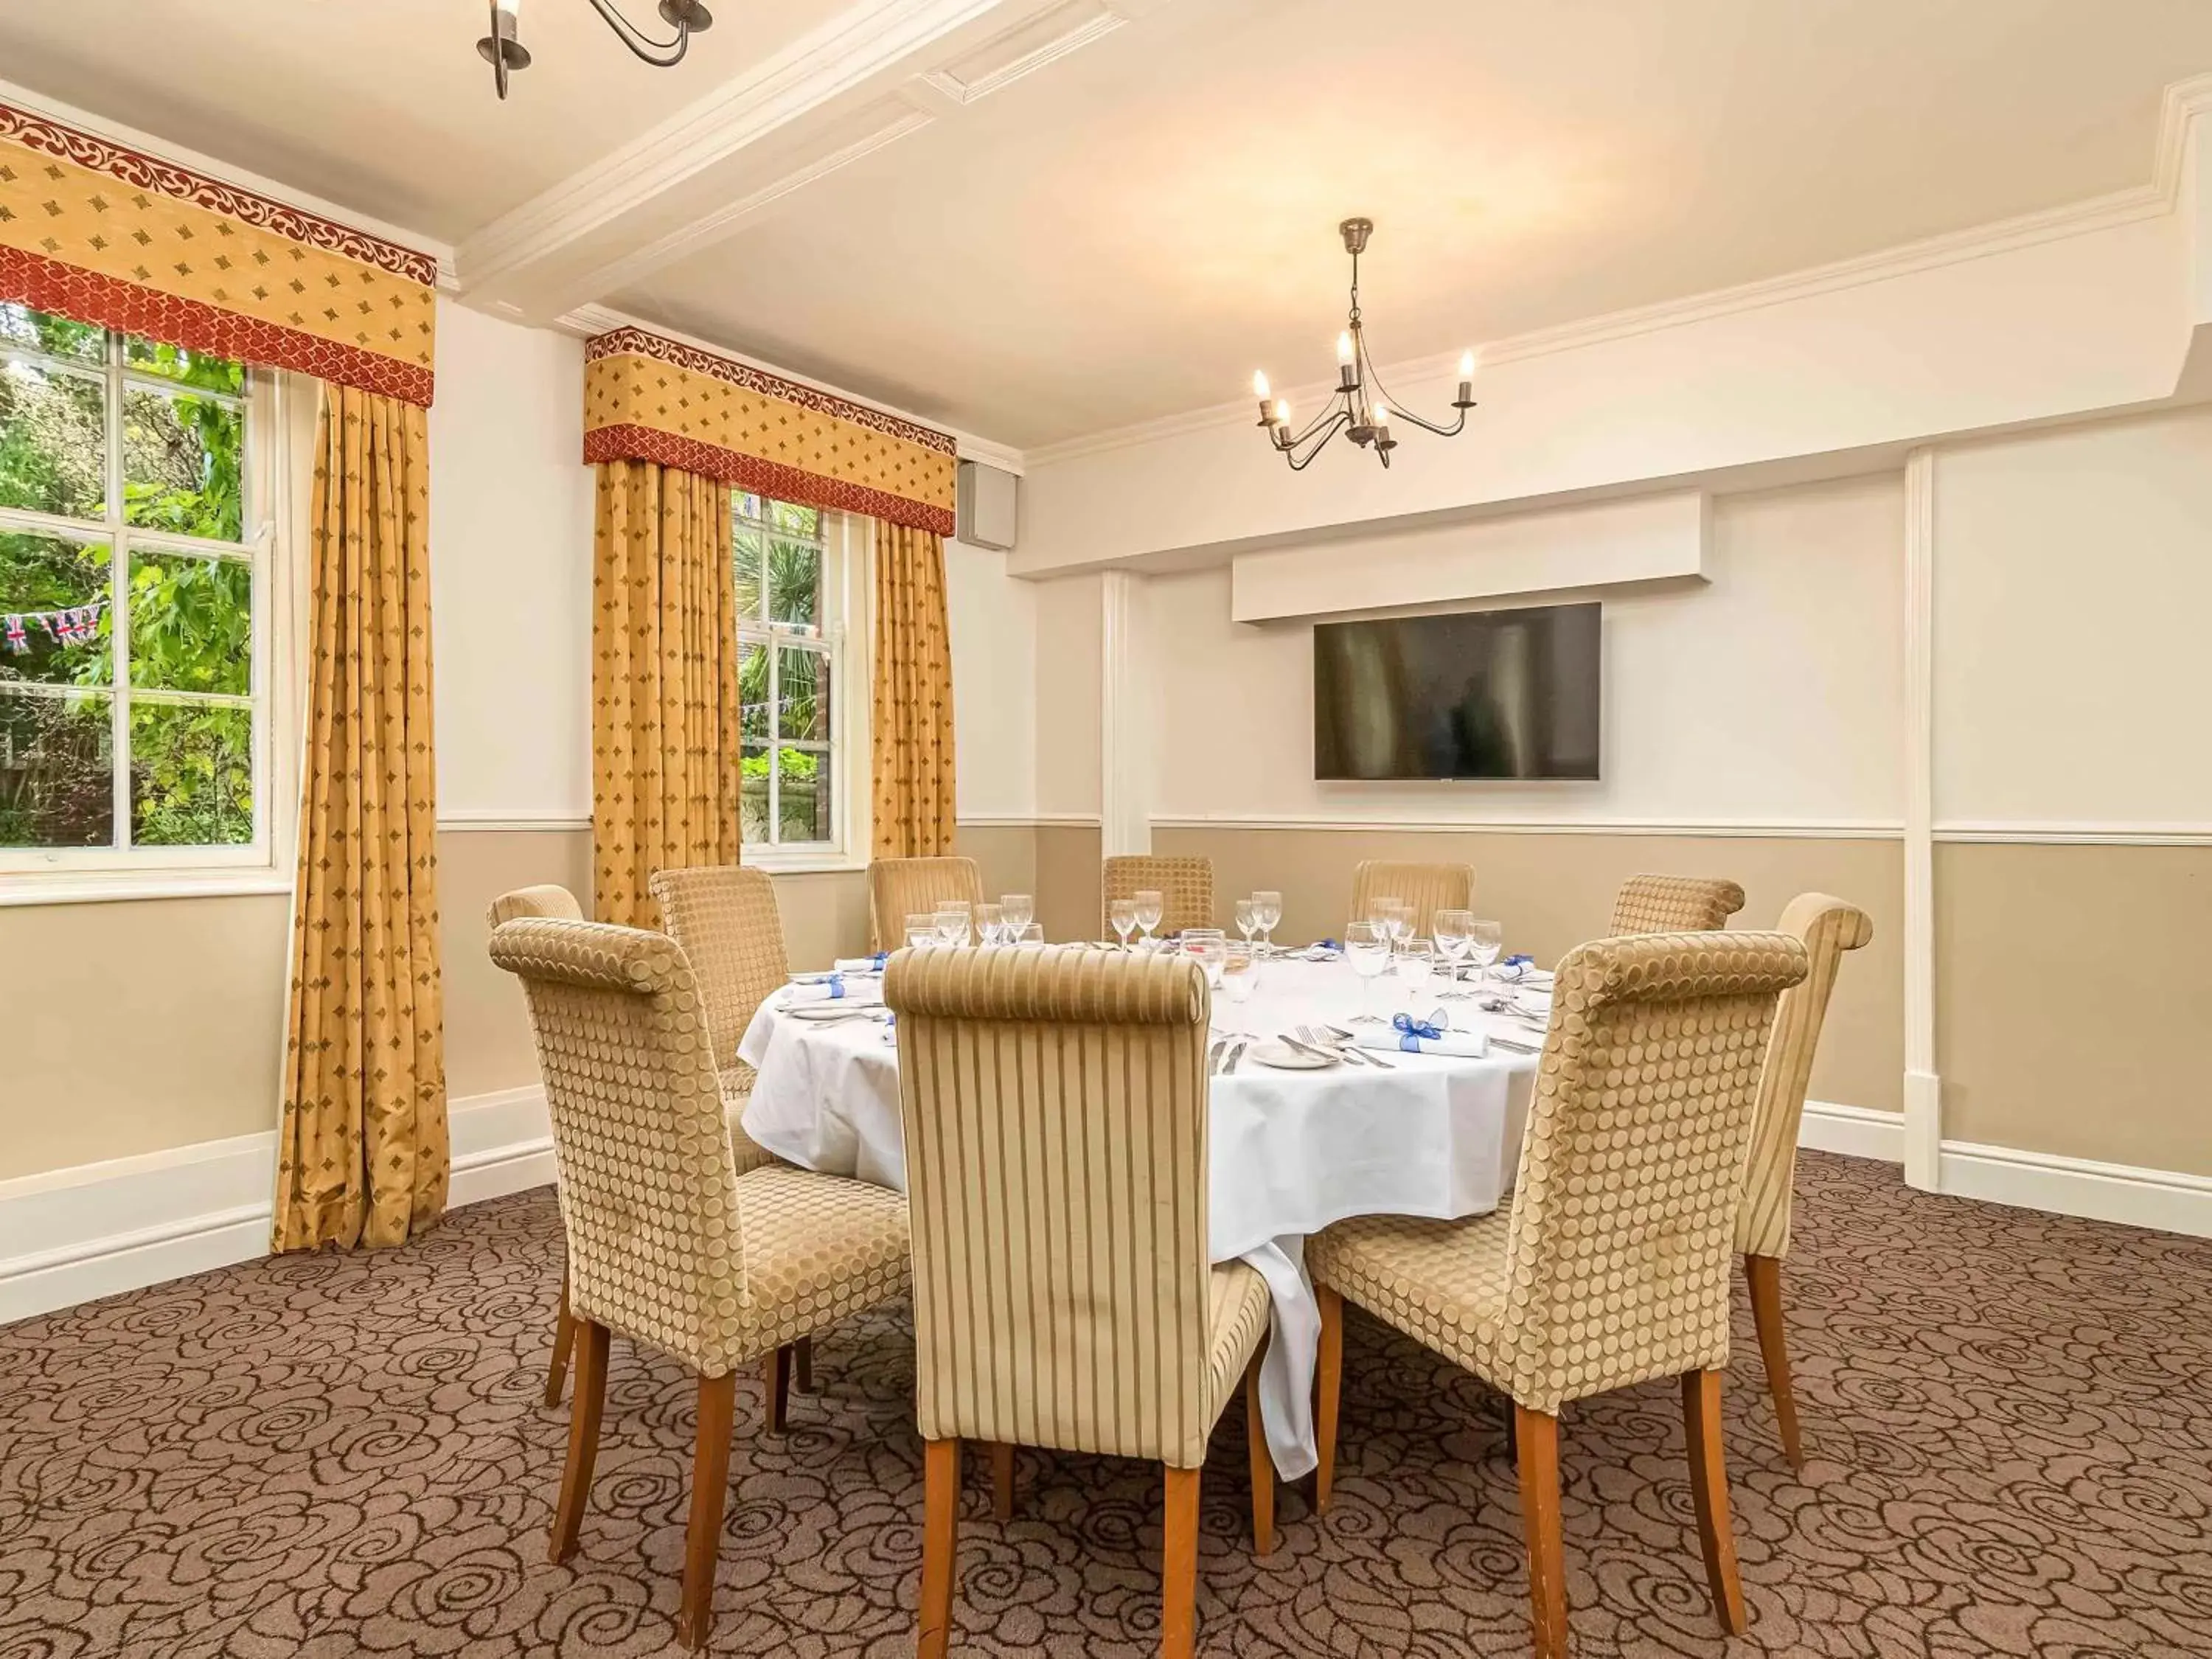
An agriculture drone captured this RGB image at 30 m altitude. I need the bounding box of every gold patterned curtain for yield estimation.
[273,385,447,1253]
[593,459,742,927]
[872,521,957,858]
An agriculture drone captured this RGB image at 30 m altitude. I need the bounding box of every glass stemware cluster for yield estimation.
[909,894,1040,950]
[1233,890,1283,954]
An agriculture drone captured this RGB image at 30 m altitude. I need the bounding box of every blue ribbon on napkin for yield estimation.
[1394,1012,1444,1051]
[825,973,846,1000]
[1494,953,1538,982]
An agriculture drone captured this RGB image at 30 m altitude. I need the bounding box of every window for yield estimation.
[1,304,268,869]
[735,493,863,859]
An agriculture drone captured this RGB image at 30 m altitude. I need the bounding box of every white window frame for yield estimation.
[734,495,872,873]
[0,322,295,904]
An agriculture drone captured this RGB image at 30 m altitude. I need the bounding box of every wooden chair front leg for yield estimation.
[794,1334,815,1394]
[549,1319,610,1563]
[1161,1465,1201,1659]
[1683,1369,1749,1634]
[1244,1345,1276,1555]
[1744,1253,1804,1469]
[990,1441,1017,1521]
[918,1438,962,1659]
[764,1343,791,1433]
[1514,1404,1568,1659]
[543,1265,575,1407]
[678,1371,737,1649]
[1314,1284,1343,1512]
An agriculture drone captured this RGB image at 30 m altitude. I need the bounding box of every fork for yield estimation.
[1297,1024,1385,1068]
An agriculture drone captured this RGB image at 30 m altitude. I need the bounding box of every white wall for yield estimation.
[427,299,595,823]
[1144,474,1905,829]
[1033,574,1104,818]
[942,537,1038,820]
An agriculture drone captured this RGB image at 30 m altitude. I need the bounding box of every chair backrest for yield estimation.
[650,864,788,1072]
[1349,860,1475,939]
[1102,853,1215,937]
[488,917,750,1377]
[1608,874,1745,936]
[1496,929,1808,1412]
[486,883,582,926]
[1738,894,1873,1260]
[886,945,1218,1467]
[868,855,985,951]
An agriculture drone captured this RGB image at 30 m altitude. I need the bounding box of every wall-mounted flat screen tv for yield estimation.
[1314,602,1601,781]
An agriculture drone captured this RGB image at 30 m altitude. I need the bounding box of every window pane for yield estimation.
[122,385,244,543]
[0,688,114,847]
[129,700,252,846]
[777,644,827,742]
[0,304,105,366]
[129,550,251,695]
[124,337,246,396]
[767,539,820,629]
[0,358,108,521]
[777,745,831,844]
[739,640,768,740]
[740,742,771,843]
[766,499,820,540]
[732,526,764,619]
[1,533,113,689]
[736,492,762,523]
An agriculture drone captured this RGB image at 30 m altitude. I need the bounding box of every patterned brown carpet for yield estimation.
[3,1151,2210,1658]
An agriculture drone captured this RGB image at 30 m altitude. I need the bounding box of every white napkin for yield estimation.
[832,955,889,975]
[782,976,882,1007]
[1355,1026,1489,1058]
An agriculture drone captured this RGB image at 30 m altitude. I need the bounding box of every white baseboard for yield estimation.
[1801,1100,1907,1162]
[0,1085,552,1326]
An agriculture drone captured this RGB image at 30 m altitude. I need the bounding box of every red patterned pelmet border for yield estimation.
[0,100,438,286]
[586,422,956,538]
[585,327,957,456]
[0,246,435,406]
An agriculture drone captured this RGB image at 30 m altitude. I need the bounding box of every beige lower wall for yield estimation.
[1034,824,1105,946]
[1152,825,1905,1115]
[438,829,596,1101]
[1936,842,2212,1176]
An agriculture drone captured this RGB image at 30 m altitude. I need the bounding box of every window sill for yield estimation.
[743,850,866,876]
[0,869,293,908]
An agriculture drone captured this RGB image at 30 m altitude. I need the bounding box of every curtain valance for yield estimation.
[582,326,956,537]
[0,100,437,406]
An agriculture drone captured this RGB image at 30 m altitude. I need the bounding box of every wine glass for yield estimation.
[1015,922,1045,947]
[1234,897,1257,945]
[1109,897,1137,950]
[1400,938,1439,1015]
[1467,919,1505,995]
[1368,894,1405,956]
[1001,893,1034,934]
[933,902,972,947]
[1188,932,1227,996]
[1219,940,1259,1034]
[975,902,1005,945]
[1345,919,1391,1023]
[905,912,937,950]
[1133,889,1165,947]
[1253,890,1283,953]
[1388,900,1415,951]
[1433,908,1475,999]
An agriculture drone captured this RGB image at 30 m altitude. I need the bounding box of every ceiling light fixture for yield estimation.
[1251,218,1477,471]
[478,0,715,101]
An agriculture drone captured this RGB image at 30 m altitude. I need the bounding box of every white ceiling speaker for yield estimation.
[957,459,1019,552]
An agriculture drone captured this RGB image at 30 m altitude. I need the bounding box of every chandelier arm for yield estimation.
[585,0,695,63]
[1386,405,1466,439]
[1283,410,1352,470]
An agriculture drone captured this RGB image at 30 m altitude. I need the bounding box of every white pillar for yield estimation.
[1099,568,1152,857]
[1902,446,1941,1191]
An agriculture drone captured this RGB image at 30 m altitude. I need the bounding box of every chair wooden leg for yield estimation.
[1244,1345,1276,1555]
[1161,1465,1201,1659]
[919,1438,961,1659]
[1501,1397,1519,1466]
[1314,1284,1343,1513]
[990,1441,1017,1521]
[543,1265,575,1407]
[1514,1405,1568,1659]
[1745,1253,1804,1470]
[794,1334,815,1394]
[549,1319,609,1564]
[764,1343,791,1433]
[1683,1369,1749,1635]
[678,1372,737,1650]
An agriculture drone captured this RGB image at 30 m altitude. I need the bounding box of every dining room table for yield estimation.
[735,945,1552,1480]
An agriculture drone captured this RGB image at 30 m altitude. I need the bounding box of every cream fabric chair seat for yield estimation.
[1307,1210,1515,1392]
[1206,1262,1273,1420]
[732,1164,911,1354]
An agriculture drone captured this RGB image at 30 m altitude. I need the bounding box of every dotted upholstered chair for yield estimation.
[885,946,1275,1659]
[1308,930,1809,1659]
[1349,859,1475,939]
[1738,894,1873,1469]
[489,917,910,1649]
[1608,873,1746,935]
[867,855,984,952]
[1102,853,1215,938]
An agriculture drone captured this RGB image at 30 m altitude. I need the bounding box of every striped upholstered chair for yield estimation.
[1309,930,1809,1659]
[1349,859,1475,939]
[490,917,909,1649]
[1608,873,1745,935]
[867,855,985,951]
[1738,893,1873,1469]
[885,945,1275,1659]
[1102,853,1216,937]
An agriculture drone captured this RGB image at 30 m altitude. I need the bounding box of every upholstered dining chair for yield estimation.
[1308,929,1809,1659]
[1349,859,1475,939]
[1738,893,1873,1469]
[867,855,985,950]
[1102,852,1215,937]
[885,945,1276,1659]
[490,916,910,1649]
[1608,872,1746,935]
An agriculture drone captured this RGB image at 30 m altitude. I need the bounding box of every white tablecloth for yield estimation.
[737,952,1543,1478]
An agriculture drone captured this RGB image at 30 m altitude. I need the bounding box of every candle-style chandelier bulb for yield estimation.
[1458,349,1476,378]
[1336,331,1354,364]
[1252,369,1270,399]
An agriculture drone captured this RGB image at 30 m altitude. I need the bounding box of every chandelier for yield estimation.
[479,0,715,101]
[1251,218,1477,471]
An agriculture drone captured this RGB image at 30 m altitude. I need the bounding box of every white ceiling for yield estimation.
[4,0,2210,448]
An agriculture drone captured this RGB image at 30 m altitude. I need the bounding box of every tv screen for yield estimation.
[1314,602,1601,781]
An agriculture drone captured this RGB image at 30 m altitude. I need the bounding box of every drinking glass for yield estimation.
[933,902,972,947]
[1219,940,1259,1034]
[1234,897,1257,945]
[1433,908,1475,998]
[1109,897,1137,950]
[1401,938,1441,1014]
[1253,890,1283,953]
[1345,919,1391,1023]
[975,902,1005,945]
[1001,893,1034,934]
[1015,922,1045,947]
[1467,919,1505,994]
[1388,901,1415,950]
[1188,933,1227,995]
[1133,889,1165,945]
[905,912,937,950]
